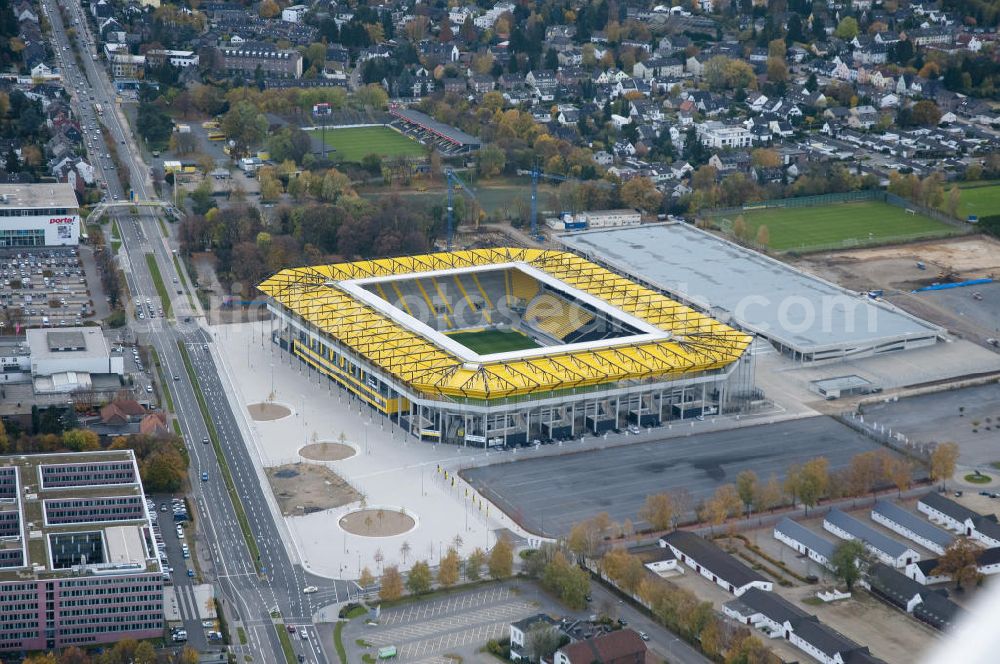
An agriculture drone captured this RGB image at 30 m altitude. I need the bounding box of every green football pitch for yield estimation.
[446,329,540,354]
[958,181,1000,220]
[320,126,425,163]
[719,201,959,252]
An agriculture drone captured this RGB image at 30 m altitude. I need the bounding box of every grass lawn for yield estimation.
[447,328,540,354]
[958,181,1000,220]
[716,201,959,252]
[145,253,172,317]
[321,126,425,163]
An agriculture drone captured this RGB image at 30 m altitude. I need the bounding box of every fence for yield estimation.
[705,189,881,218]
[836,410,932,461]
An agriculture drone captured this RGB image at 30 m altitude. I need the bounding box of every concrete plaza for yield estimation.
[210,320,542,580]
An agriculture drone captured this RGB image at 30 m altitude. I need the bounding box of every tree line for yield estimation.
[567,443,959,555]
[375,536,513,602]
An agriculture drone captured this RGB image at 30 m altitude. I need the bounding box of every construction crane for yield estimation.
[516,167,614,240]
[444,168,478,250]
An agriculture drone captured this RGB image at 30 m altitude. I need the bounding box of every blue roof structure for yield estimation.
[873,500,954,550]
[825,508,915,560]
[775,517,838,561]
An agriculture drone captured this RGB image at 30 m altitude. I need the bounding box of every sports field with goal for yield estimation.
[719,200,960,252]
[958,181,1000,220]
[446,329,540,354]
[320,126,425,163]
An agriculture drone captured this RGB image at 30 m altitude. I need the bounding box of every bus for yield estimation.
[202,120,221,130]
[206,130,225,141]
[94,103,103,115]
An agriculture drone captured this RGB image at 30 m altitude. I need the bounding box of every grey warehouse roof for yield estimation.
[825,508,915,559]
[918,491,979,524]
[560,224,941,356]
[873,500,954,549]
[775,517,838,560]
[662,531,767,588]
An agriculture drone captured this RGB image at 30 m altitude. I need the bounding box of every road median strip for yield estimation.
[145,253,172,317]
[178,341,261,569]
[274,623,297,664]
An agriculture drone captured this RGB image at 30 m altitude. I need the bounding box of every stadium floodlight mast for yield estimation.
[444,168,479,250]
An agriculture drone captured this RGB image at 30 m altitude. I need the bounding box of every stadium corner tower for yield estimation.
[259,248,756,446]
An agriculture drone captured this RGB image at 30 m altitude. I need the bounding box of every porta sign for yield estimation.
[48,217,75,224]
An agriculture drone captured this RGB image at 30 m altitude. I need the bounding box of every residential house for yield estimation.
[696,121,752,149]
[553,628,647,664]
[823,508,920,567]
[871,500,954,556]
[509,614,560,662]
[220,43,303,78]
[660,531,773,596]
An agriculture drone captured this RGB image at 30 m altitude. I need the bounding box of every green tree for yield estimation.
[61,429,99,452]
[541,551,590,609]
[221,101,268,159]
[525,622,563,662]
[465,547,485,580]
[911,100,942,127]
[406,560,433,594]
[136,102,173,146]
[477,143,507,177]
[488,536,514,579]
[831,539,868,591]
[835,17,859,40]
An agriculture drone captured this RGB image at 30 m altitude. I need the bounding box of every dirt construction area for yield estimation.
[795,236,1000,293]
[248,402,292,421]
[265,463,361,516]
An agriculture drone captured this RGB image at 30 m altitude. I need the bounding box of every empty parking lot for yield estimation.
[344,584,544,663]
[861,383,1000,467]
[464,417,890,537]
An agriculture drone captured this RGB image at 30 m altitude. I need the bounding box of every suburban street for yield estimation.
[40,2,353,663]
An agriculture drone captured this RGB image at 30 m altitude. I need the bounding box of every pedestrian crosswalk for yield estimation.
[169,584,201,622]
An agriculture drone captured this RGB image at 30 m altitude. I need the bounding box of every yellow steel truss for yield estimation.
[258,249,752,400]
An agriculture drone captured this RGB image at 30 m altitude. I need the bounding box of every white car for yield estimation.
[302,586,318,594]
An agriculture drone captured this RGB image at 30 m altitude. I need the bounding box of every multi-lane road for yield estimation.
[41,2,351,662]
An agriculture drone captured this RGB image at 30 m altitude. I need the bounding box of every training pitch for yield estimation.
[721,201,957,252]
[958,181,1000,220]
[320,126,425,162]
[446,328,540,354]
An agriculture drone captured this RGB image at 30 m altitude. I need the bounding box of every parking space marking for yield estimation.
[372,600,535,644]
[394,622,510,661]
[380,586,513,625]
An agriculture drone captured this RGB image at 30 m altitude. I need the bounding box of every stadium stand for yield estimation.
[524,292,594,341]
[389,106,481,155]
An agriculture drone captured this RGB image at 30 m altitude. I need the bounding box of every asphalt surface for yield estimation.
[44,3,352,662]
[464,417,885,537]
[861,382,1000,468]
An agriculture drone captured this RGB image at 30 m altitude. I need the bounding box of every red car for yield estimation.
[286,625,296,634]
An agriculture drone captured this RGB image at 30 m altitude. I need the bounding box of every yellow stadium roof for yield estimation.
[258,248,752,400]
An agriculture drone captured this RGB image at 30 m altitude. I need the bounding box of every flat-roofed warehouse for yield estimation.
[389,106,481,154]
[0,183,80,247]
[560,223,942,362]
[259,248,756,446]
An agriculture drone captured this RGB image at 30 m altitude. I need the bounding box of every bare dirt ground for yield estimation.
[299,442,356,461]
[248,402,291,421]
[795,236,1000,293]
[266,463,360,516]
[339,508,415,536]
